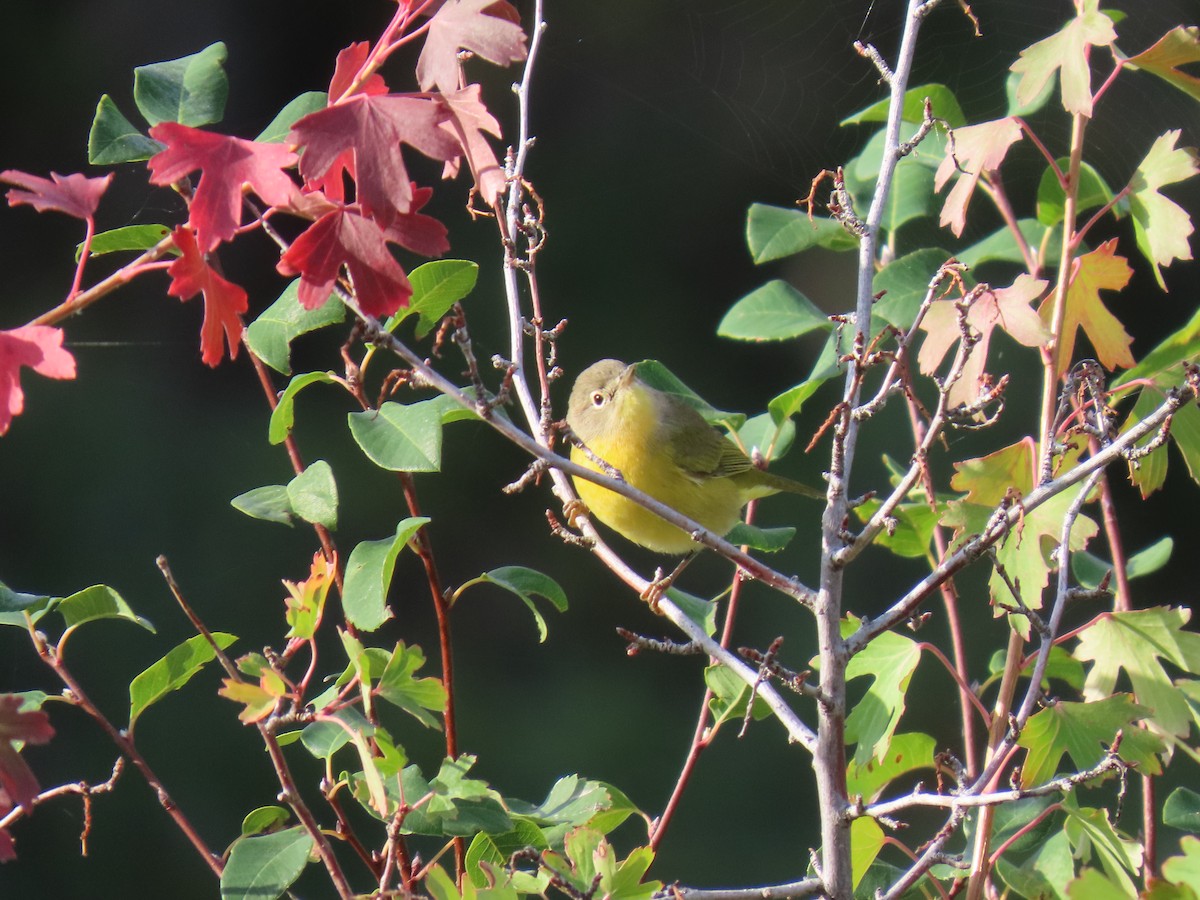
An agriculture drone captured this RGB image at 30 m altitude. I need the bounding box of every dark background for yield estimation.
[2,1,1198,896]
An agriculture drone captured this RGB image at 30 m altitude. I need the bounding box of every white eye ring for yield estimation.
[591,391,605,407]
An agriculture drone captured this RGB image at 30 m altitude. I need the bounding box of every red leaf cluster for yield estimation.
[0,694,55,861]
[0,325,76,436]
[166,226,248,367]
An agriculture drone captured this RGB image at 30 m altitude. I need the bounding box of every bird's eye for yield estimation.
[591,391,605,407]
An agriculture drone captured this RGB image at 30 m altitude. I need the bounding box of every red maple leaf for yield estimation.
[417,0,528,93]
[0,693,55,859]
[277,208,412,317]
[0,325,76,436]
[384,185,450,257]
[329,41,389,102]
[1,169,112,221]
[289,93,460,227]
[148,124,298,252]
[166,226,248,367]
[440,85,506,205]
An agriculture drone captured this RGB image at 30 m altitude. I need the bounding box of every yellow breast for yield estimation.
[570,386,747,553]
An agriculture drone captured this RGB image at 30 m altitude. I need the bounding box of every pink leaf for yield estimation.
[439,85,506,205]
[166,227,248,367]
[277,208,412,317]
[0,694,55,857]
[935,117,1022,237]
[1,170,112,221]
[918,274,1050,408]
[148,124,299,252]
[0,325,76,436]
[290,94,460,227]
[417,0,528,92]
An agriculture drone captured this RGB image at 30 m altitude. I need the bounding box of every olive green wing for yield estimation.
[661,400,754,482]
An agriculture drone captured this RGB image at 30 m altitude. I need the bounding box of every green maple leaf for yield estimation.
[1126,25,1200,103]
[841,621,922,766]
[942,439,1097,613]
[1129,130,1200,290]
[1018,693,1163,788]
[1075,607,1200,741]
[1040,238,1134,377]
[1009,0,1117,117]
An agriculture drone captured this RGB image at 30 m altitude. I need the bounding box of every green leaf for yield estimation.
[1115,302,1200,387]
[767,378,829,424]
[846,732,935,804]
[343,518,430,631]
[465,819,550,888]
[745,203,857,263]
[230,485,293,526]
[664,588,718,636]
[1076,607,1200,741]
[1166,787,1200,834]
[240,806,291,837]
[377,642,446,729]
[129,633,237,728]
[1072,536,1174,589]
[736,411,794,460]
[851,817,886,892]
[219,826,312,900]
[842,626,922,766]
[246,281,344,375]
[1062,802,1142,895]
[841,83,967,128]
[1129,130,1200,290]
[1004,67,1057,116]
[134,42,229,127]
[254,91,327,143]
[632,360,744,430]
[1018,694,1164,787]
[58,585,154,633]
[390,756,513,837]
[393,260,480,339]
[0,582,51,627]
[268,371,336,444]
[77,224,173,262]
[705,663,771,729]
[348,400,443,472]
[872,247,959,330]
[468,567,568,643]
[1037,159,1115,226]
[718,280,828,342]
[958,219,1061,270]
[1162,836,1200,892]
[853,496,939,559]
[880,160,936,234]
[997,828,1075,899]
[723,523,795,552]
[287,460,338,529]
[1009,0,1117,117]
[300,707,373,759]
[87,95,164,164]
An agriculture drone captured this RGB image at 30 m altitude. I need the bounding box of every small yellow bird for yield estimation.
[566,359,823,553]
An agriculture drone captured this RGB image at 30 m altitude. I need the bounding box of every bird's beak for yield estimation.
[618,364,637,389]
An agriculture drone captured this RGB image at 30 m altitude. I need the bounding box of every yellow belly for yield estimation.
[570,442,747,555]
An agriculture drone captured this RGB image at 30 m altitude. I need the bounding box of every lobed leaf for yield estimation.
[348,400,444,472]
[343,518,430,631]
[88,95,164,164]
[245,281,344,375]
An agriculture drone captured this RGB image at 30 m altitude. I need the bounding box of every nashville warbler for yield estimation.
[566,359,822,553]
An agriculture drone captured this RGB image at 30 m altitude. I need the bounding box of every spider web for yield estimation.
[538,0,1199,199]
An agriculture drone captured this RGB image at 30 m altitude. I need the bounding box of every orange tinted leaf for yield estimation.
[949,437,1036,503]
[1126,25,1200,103]
[1041,239,1133,377]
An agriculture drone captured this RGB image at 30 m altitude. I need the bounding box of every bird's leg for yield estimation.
[641,551,698,611]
